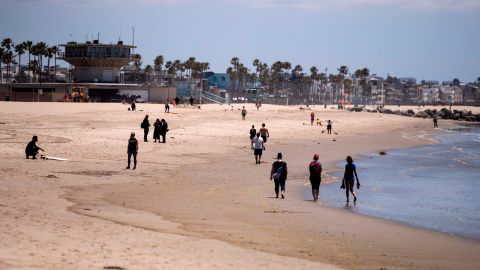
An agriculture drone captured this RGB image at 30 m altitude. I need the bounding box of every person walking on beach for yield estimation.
[341,156,360,203]
[327,120,332,134]
[256,99,261,110]
[310,112,315,126]
[141,115,151,142]
[126,132,138,170]
[249,125,256,149]
[131,101,136,111]
[241,106,247,120]
[433,116,438,128]
[25,136,44,159]
[270,153,288,199]
[309,154,322,200]
[252,133,265,164]
[160,119,169,143]
[259,123,269,146]
[153,118,162,143]
[190,96,194,106]
[174,96,180,106]
[165,100,170,113]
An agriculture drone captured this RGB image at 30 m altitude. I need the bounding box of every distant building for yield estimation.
[59,40,135,83]
[207,73,230,89]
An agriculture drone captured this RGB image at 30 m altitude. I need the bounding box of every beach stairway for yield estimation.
[201,91,230,105]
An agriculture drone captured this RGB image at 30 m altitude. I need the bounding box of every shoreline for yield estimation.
[1,102,479,269]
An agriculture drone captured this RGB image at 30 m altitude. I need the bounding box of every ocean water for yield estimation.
[320,125,480,240]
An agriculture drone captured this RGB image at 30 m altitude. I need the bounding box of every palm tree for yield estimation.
[2,38,14,82]
[0,48,4,83]
[32,42,47,82]
[50,46,61,76]
[184,57,196,78]
[1,38,14,51]
[14,43,26,75]
[144,64,153,84]
[131,53,142,82]
[252,59,260,85]
[45,46,55,80]
[154,55,164,84]
[2,51,15,83]
[23,41,33,82]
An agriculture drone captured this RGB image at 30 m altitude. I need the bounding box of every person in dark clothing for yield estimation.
[327,120,332,134]
[153,119,162,143]
[141,115,151,142]
[25,136,43,159]
[249,125,256,149]
[160,119,168,143]
[126,132,138,170]
[341,156,360,203]
[165,100,170,113]
[131,101,136,111]
[174,96,180,106]
[189,96,194,106]
[309,154,322,200]
[270,153,288,199]
[433,116,438,128]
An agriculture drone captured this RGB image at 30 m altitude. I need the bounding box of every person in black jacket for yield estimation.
[249,125,256,149]
[141,115,151,142]
[270,153,288,199]
[126,132,138,170]
[153,119,162,143]
[160,119,168,143]
[25,136,44,159]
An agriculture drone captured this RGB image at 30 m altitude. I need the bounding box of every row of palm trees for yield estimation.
[226,57,371,103]
[0,38,61,83]
[137,55,210,84]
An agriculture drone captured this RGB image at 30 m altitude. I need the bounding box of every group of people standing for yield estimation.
[141,115,169,143]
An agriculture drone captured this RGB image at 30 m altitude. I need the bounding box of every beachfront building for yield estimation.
[206,73,230,90]
[59,40,134,83]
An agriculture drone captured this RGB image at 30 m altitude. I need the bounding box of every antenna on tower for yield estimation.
[97,32,100,42]
[132,26,135,54]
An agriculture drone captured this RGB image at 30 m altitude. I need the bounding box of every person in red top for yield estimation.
[309,154,322,200]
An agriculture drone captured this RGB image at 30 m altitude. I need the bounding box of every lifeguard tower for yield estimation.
[59,40,135,83]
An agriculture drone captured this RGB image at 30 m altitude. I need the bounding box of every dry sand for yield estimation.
[0,102,479,270]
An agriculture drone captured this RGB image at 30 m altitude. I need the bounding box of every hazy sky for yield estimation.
[0,0,479,82]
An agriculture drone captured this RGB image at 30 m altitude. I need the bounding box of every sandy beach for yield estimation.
[1,102,479,270]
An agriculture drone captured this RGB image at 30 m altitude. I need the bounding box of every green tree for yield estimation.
[184,57,196,78]
[144,64,153,84]
[2,51,15,83]
[14,43,26,75]
[45,46,55,79]
[50,46,61,76]
[154,55,164,83]
[2,38,15,82]
[453,78,460,87]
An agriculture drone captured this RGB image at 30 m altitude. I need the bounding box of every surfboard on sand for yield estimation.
[41,155,68,161]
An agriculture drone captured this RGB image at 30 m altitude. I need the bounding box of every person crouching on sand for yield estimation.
[25,135,44,159]
[341,156,360,203]
[309,154,322,200]
[270,153,288,199]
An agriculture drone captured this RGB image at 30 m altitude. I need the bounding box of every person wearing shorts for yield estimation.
[341,156,360,203]
[252,133,264,164]
[259,123,269,144]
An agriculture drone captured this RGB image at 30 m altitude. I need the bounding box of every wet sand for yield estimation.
[0,102,479,269]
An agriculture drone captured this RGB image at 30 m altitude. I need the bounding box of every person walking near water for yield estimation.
[270,153,288,199]
[153,118,162,143]
[126,132,138,170]
[131,101,136,111]
[309,154,322,200]
[25,135,44,159]
[433,116,438,128]
[341,156,360,203]
[160,119,169,143]
[141,115,151,142]
[249,125,256,149]
[241,106,247,120]
[252,133,264,164]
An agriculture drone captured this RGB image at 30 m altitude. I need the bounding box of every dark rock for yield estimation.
[379,151,387,155]
[452,113,461,120]
[416,111,428,118]
[465,116,476,122]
